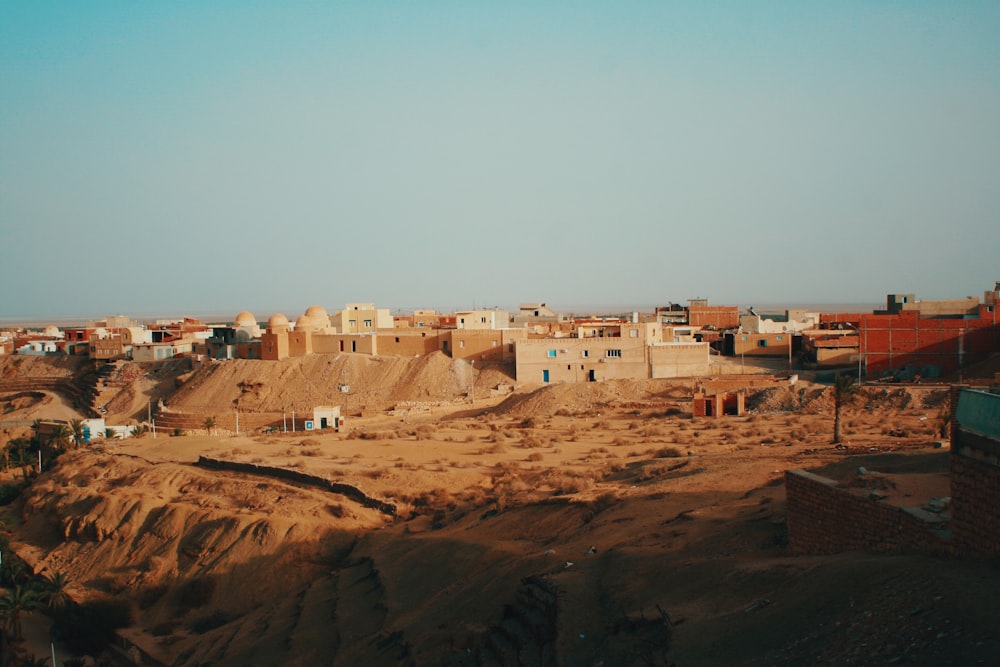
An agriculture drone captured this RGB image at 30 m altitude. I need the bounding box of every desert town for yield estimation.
[0,284,998,666]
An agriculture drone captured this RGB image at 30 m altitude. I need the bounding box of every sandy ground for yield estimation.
[0,355,996,665]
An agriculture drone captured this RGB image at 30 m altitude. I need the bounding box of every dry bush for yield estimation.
[547,472,595,495]
[612,436,629,447]
[411,487,456,510]
[519,417,538,428]
[526,452,544,462]
[299,438,320,447]
[627,421,639,431]
[650,446,683,458]
[638,462,672,481]
[414,425,435,440]
[664,406,684,416]
[479,442,507,455]
[639,426,665,438]
[520,434,544,449]
[590,447,610,455]
[300,447,321,457]
[465,434,476,443]
[789,428,808,440]
[589,491,618,515]
[230,447,249,456]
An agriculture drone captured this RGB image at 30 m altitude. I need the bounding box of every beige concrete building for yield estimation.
[454,308,510,330]
[335,303,393,333]
[445,328,527,362]
[515,321,708,383]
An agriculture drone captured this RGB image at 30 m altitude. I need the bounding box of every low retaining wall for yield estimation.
[951,428,1000,556]
[785,469,951,556]
[195,456,397,517]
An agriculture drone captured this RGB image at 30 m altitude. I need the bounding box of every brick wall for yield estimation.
[785,470,951,556]
[951,428,1000,556]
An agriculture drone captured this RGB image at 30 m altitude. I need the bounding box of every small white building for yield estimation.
[312,406,342,431]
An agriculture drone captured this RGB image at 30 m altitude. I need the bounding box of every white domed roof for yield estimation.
[267,313,289,328]
[43,325,61,337]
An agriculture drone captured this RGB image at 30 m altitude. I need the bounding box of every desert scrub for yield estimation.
[650,446,683,458]
[519,434,544,448]
[526,452,544,462]
[547,472,594,495]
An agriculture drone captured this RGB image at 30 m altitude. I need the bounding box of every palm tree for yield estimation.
[41,571,72,610]
[0,584,41,642]
[104,427,115,439]
[0,558,29,589]
[204,416,217,435]
[832,373,857,444]
[69,418,86,448]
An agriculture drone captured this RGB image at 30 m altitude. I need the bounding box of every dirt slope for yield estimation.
[165,352,495,415]
[3,359,994,666]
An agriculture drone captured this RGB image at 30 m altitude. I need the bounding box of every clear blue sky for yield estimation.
[2,1,998,319]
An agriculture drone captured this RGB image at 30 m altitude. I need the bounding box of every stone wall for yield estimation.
[195,456,397,517]
[785,469,951,556]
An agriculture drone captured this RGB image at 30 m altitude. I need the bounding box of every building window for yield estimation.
[758,339,768,348]
[567,365,571,370]
[547,349,557,358]
[364,319,372,328]
[460,340,465,348]
[606,349,622,358]
[582,350,589,358]
[629,329,639,338]
[395,337,400,343]
[481,317,487,323]
[349,319,356,328]
[492,340,498,347]
[741,335,748,342]
[776,335,783,341]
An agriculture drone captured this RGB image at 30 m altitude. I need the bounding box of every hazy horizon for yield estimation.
[0,300,889,328]
[2,3,998,318]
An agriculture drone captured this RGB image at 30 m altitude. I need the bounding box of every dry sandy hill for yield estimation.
[1,357,996,665]
[166,353,505,416]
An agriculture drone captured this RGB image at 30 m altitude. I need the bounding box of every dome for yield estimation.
[304,305,328,319]
[294,314,317,331]
[267,313,289,329]
[42,325,61,338]
[234,311,256,327]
